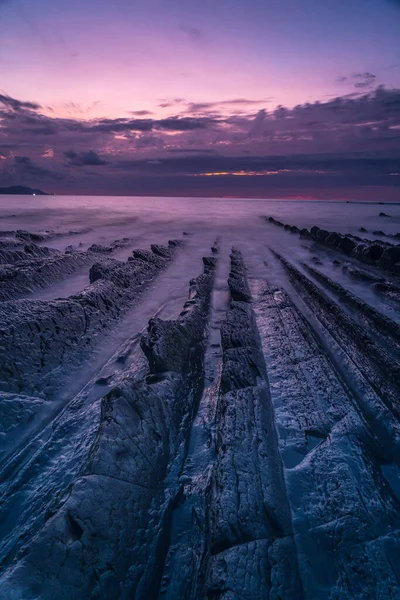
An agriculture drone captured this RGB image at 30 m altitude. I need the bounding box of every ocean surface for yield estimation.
[2,195,400,238]
[1,195,399,319]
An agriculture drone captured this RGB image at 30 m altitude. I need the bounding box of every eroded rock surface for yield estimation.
[265,216,400,272]
[156,249,303,600]
[0,230,133,301]
[1,228,400,600]
[0,249,216,599]
[0,241,180,396]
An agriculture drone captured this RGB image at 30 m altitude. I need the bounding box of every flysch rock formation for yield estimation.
[206,249,303,599]
[0,229,131,301]
[0,250,217,599]
[1,226,400,600]
[155,249,303,600]
[250,275,400,599]
[265,216,400,272]
[0,240,182,397]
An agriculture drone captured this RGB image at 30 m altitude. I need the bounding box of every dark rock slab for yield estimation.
[339,236,356,255]
[205,249,303,598]
[0,251,216,599]
[0,243,180,396]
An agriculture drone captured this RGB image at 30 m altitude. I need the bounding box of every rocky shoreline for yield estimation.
[0,224,399,599]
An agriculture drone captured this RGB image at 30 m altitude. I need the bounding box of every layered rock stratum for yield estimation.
[0,224,399,599]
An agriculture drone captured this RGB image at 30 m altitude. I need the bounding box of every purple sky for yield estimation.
[0,0,399,199]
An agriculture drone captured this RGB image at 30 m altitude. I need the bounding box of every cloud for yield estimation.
[111,153,400,178]
[130,110,153,116]
[353,72,377,89]
[13,155,63,180]
[64,150,107,166]
[158,98,185,109]
[337,72,377,89]
[186,98,272,113]
[89,116,216,133]
[157,117,213,131]
[179,25,204,41]
[166,148,217,154]
[0,94,41,111]
[1,87,399,198]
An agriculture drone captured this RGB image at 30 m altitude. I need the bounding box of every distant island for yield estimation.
[0,186,50,195]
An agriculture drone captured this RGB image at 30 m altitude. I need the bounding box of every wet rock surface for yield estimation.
[265,215,400,272]
[1,220,400,599]
[0,248,217,599]
[0,230,133,301]
[0,241,180,396]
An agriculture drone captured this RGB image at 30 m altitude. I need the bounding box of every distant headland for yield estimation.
[0,186,50,195]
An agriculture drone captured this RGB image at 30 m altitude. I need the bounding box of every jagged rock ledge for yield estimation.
[203,248,303,599]
[0,240,182,397]
[0,249,217,599]
[251,278,400,598]
[0,231,132,301]
[273,250,400,458]
[265,216,400,272]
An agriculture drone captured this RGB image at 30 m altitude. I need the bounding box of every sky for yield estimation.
[0,0,399,199]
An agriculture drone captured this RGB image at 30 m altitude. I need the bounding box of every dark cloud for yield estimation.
[88,116,216,133]
[158,98,185,109]
[186,98,272,112]
[130,110,153,116]
[13,155,63,180]
[337,72,376,89]
[166,148,217,154]
[112,153,400,178]
[0,94,41,111]
[353,72,377,89]
[89,118,153,133]
[1,87,399,198]
[157,117,213,131]
[64,150,107,166]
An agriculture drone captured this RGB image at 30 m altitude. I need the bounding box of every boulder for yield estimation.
[310,226,320,239]
[316,229,329,244]
[168,239,184,247]
[352,243,367,258]
[339,236,356,255]
[150,244,172,259]
[380,246,400,268]
[366,244,384,262]
[325,232,342,248]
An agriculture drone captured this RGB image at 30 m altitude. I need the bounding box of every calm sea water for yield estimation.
[1,195,399,239]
